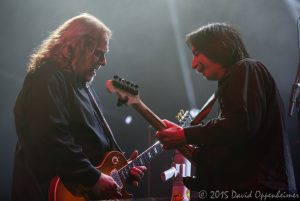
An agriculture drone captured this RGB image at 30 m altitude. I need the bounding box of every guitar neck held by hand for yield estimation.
[105,75,195,163]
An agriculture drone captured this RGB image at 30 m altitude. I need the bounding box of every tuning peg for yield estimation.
[117,97,128,107]
[111,75,139,95]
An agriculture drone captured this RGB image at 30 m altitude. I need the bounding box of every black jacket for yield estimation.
[11,60,114,201]
[184,58,296,192]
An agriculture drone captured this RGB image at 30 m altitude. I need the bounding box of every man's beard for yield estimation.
[85,74,95,87]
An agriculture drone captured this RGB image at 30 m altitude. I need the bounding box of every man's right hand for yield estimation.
[91,173,122,199]
[155,119,187,149]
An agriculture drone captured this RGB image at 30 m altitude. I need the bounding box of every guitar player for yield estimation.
[11,13,146,201]
[156,23,297,194]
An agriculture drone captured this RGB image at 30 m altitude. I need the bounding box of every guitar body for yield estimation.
[48,151,132,201]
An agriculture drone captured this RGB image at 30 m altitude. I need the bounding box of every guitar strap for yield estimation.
[182,87,224,192]
[86,86,123,152]
[191,60,243,125]
[190,82,225,126]
[192,59,251,126]
[191,92,217,126]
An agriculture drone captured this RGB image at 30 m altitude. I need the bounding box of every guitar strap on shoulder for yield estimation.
[183,88,221,191]
[191,79,226,126]
[191,92,217,125]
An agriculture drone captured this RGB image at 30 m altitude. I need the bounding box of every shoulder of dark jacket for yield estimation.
[219,58,265,85]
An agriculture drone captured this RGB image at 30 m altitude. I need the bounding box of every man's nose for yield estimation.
[192,57,198,69]
[97,57,106,66]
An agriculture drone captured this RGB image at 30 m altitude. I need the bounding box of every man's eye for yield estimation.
[94,51,103,58]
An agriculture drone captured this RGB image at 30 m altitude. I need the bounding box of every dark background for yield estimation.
[1,0,299,200]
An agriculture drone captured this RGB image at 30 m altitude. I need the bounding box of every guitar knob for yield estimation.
[180,109,184,115]
[175,113,182,121]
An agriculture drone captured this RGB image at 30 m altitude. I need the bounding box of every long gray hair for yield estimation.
[27,13,112,72]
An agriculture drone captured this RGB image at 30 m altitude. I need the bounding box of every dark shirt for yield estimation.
[11,60,113,201]
[184,58,296,192]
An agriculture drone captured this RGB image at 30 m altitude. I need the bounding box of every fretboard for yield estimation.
[117,141,163,184]
[132,101,195,163]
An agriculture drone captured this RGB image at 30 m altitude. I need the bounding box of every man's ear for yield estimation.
[62,45,73,59]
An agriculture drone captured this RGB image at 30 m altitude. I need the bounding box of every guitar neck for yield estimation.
[132,101,166,131]
[117,141,163,183]
[132,101,195,164]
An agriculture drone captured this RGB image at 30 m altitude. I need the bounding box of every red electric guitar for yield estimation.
[48,141,164,201]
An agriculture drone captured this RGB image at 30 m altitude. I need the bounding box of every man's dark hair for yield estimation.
[186,22,249,68]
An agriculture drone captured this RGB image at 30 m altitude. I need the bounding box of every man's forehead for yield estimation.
[96,37,110,52]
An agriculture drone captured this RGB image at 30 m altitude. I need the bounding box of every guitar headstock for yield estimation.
[106,75,140,106]
[175,109,193,128]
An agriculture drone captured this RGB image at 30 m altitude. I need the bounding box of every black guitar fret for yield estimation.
[138,157,143,165]
[121,169,127,183]
[142,154,148,164]
[117,141,163,185]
